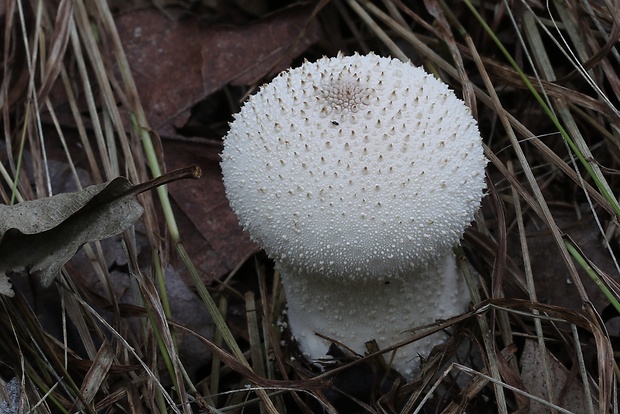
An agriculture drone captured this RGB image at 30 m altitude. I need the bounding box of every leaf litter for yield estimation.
[2,0,620,412]
[0,165,200,296]
[113,3,322,131]
[520,339,595,413]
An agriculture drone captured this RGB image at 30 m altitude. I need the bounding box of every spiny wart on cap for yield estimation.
[221,52,486,282]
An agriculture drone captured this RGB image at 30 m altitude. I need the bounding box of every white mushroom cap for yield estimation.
[222,53,486,282]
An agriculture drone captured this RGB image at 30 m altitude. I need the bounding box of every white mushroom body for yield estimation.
[221,53,486,379]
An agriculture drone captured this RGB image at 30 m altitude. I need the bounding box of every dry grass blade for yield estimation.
[465,8,613,411]
[71,341,114,413]
[1,0,195,411]
[1,0,619,412]
[246,292,267,379]
[36,0,72,104]
[333,0,619,412]
[509,160,556,408]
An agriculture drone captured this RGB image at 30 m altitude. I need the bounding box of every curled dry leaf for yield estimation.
[0,165,200,296]
[0,178,143,295]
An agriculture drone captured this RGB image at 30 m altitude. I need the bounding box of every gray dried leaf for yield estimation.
[0,165,201,297]
[0,177,143,295]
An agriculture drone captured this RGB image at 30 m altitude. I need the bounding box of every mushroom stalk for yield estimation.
[281,252,469,379]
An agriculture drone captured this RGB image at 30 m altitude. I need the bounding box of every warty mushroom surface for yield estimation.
[221,52,487,379]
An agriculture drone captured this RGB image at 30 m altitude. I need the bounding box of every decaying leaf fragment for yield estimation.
[0,165,201,296]
[0,178,142,296]
[520,339,596,413]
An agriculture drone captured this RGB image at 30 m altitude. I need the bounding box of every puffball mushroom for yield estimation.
[221,53,487,379]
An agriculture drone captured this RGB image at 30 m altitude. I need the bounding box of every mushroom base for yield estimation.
[280,253,471,380]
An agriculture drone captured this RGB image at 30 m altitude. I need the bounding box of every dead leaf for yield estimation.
[520,339,596,413]
[164,140,257,281]
[161,264,215,375]
[0,166,200,296]
[0,276,12,298]
[115,4,321,130]
[525,209,612,312]
[0,178,143,295]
